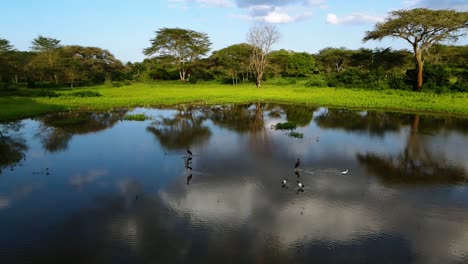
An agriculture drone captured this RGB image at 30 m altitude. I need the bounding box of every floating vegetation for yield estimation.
[273,122,297,130]
[70,91,102,97]
[124,114,149,121]
[287,132,303,138]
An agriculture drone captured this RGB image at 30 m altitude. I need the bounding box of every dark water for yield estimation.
[1,104,467,264]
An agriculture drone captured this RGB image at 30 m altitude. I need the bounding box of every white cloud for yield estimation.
[168,0,325,23]
[70,169,108,190]
[404,0,468,11]
[326,13,384,25]
[244,5,312,23]
[168,0,235,8]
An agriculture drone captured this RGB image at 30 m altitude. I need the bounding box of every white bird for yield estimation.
[297,182,305,189]
[282,179,288,185]
[341,169,348,175]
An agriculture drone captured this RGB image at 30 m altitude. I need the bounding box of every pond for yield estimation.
[1,104,467,264]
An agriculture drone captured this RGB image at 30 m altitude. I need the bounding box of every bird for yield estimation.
[187,166,193,171]
[294,158,300,169]
[282,179,288,188]
[297,181,305,189]
[341,169,348,175]
[187,148,193,156]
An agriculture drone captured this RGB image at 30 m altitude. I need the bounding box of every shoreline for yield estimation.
[1,82,467,121]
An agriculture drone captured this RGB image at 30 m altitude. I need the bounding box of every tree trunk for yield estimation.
[415,50,423,92]
[256,73,262,88]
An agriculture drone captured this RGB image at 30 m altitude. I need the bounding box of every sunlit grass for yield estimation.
[1,81,467,121]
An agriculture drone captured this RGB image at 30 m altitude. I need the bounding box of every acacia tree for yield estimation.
[143,28,211,81]
[363,8,468,91]
[247,24,280,88]
[30,35,62,84]
[316,47,354,73]
[0,38,14,54]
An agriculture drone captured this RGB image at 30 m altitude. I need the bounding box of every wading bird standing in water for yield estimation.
[341,169,348,175]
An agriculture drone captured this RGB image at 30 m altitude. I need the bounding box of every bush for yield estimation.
[111,81,123,87]
[37,90,59,98]
[70,91,102,97]
[188,77,198,84]
[304,75,327,87]
[124,80,132,86]
[388,75,411,90]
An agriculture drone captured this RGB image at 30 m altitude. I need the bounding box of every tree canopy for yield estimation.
[247,24,280,88]
[143,28,211,81]
[363,8,468,91]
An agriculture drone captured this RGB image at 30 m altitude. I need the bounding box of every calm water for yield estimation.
[1,104,467,264]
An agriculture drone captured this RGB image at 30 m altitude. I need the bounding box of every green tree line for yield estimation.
[0,8,467,93]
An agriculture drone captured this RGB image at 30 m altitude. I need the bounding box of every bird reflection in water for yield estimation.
[295,170,300,178]
[186,173,193,185]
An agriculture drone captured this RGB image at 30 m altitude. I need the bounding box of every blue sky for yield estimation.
[1,0,467,62]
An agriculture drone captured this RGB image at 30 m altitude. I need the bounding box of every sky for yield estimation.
[1,0,467,63]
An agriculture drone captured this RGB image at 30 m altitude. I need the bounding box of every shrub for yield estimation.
[304,75,327,87]
[70,91,102,97]
[124,80,132,86]
[111,81,123,87]
[37,90,59,97]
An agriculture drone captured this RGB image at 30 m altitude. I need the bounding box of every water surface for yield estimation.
[1,105,467,264]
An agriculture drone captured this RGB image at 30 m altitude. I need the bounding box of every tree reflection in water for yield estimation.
[0,122,27,174]
[36,111,126,152]
[357,114,467,185]
[146,106,211,151]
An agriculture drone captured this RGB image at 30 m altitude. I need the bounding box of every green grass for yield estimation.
[1,81,468,121]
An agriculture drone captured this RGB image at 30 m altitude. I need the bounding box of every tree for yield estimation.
[0,38,14,54]
[285,52,316,77]
[143,28,211,81]
[316,47,354,73]
[211,43,252,84]
[247,24,280,88]
[363,8,468,91]
[30,35,62,84]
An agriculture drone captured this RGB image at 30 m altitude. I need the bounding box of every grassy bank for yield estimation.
[1,81,468,121]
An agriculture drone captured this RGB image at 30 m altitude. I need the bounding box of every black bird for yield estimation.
[187,148,193,156]
[294,158,300,169]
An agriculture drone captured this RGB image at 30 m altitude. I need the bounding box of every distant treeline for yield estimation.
[140,44,467,92]
[0,36,466,92]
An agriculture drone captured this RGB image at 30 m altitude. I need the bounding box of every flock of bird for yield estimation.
[185,148,348,191]
[282,158,348,193]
